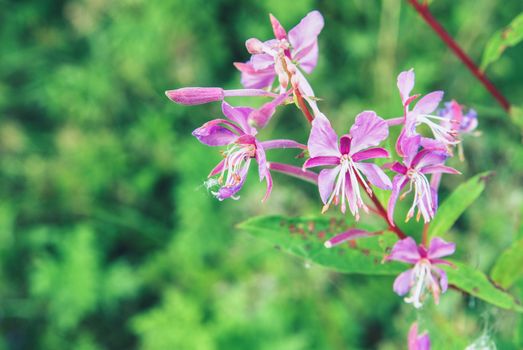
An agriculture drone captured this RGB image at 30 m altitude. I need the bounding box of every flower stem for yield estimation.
[421,222,429,246]
[406,0,510,112]
[294,88,315,123]
[267,162,318,184]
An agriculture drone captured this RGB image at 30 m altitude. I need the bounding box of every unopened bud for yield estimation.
[245,38,265,54]
[165,87,224,105]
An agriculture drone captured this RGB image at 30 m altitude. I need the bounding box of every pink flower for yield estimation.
[396,69,458,156]
[388,135,460,223]
[408,322,431,350]
[439,100,478,136]
[234,11,324,116]
[388,237,455,308]
[235,11,324,89]
[193,101,303,201]
[303,112,391,219]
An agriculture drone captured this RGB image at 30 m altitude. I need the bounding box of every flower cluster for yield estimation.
[166,11,480,348]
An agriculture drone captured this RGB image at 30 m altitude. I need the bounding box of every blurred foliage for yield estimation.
[0,0,523,349]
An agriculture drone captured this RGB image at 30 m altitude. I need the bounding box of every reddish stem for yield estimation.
[294,88,315,123]
[407,0,511,112]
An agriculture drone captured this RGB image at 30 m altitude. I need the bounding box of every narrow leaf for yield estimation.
[444,261,523,312]
[481,12,523,71]
[428,172,492,239]
[490,238,523,289]
[238,215,404,275]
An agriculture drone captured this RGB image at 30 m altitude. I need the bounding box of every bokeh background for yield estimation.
[1,0,523,349]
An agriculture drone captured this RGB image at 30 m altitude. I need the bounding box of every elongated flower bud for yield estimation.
[165,87,224,105]
[245,38,265,54]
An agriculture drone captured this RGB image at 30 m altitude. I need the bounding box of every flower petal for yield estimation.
[427,237,456,259]
[248,91,290,129]
[349,111,389,154]
[269,13,287,40]
[413,91,444,115]
[192,121,237,146]
[234,61,276,89]
[295,41,319,74]
[308,113,340,157]
[387,174,408,224]
[222,101,256,135]
[288,11,324,70]
[394,268,414,296]
[255,141,268,181]
[391,162,408,175]
[303,156,340,169]
[412,149,448,169]
[397,69,415,104]
[352,147,390,162]
[356,162,392,190]
[420,164,460,175]
[388,237,421,264]
[318,166,340,204]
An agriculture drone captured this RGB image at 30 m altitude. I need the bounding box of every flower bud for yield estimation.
[245,38,265,54]
[165,87,224,105]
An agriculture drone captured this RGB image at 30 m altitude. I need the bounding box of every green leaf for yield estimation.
[481,12,523,71]
[444,261,523,312]
[490,238,523,289]
[428,172,492,239]
[238,215,404,275]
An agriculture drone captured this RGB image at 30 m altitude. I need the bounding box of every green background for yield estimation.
[1,0,522,349]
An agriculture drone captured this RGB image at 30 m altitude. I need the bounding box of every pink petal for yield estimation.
[234,61,276,89]
[427,237,455,259]
[221,102,256,135]
[303,156,340,169]
[413,91,444,115]
[417,333,431,350]
[356,163,392,190]
[308,113,340,158]
[349,111,389,154]
[318,167,340,204]
[295,41,319,74]
[391,162,408,175]
[269,13,287,40]
[261,169,273,202]
[251,53,275,71]
[394,268,413,296]
[209,159,225,177]
[387,174,408,224]
[351,147,390,162]
[412,150,448,169]
[255,141,268,181]
[420,165,460,175]
[324,228,375,248]
[408,323,419,350]
[397,69,415,104]
[398,134,421,166]
[192,121,237,146]
[434,267,448,293]
[248,91,290,129]
[288,11,324,70]
[388,237,421,264]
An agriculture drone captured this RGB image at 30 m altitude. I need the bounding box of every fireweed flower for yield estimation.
[395,69,459,156]
[439,100,478,136]
[388,237,455,308]
[193,100,303,201]
[303,112,392,219]
[234,11,324,114]
[408,322,431,350]
[388,135,460,223]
